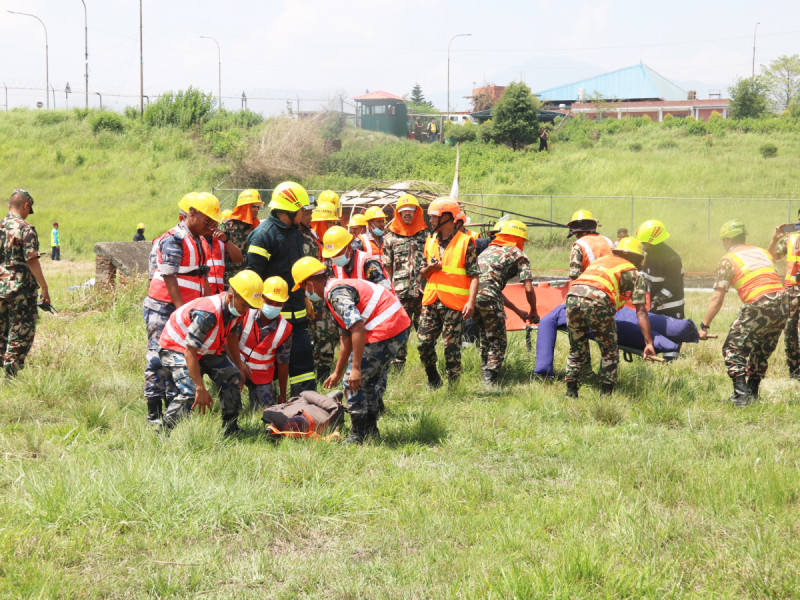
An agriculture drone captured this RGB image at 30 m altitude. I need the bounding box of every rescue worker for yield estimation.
[298,196,318,259]
[768,210,800,379]
[381,194,428,370]
[133,223,146,242]
[317,190,341,219]
[204,229,243,295]
[311,202,339,244]
[699,220,787,406]
[220,188,264,284]
[353,205,385,257]
[143,192,220,424]
[292,257,411,444]
[348,213,368,238]
[239,276,292,409]
[567,209,613,279]
[418,197,479,388]
[0,189,51,377]
[50,221,60,261]
[565,237,656,398]
[635,219,685,319]
[159,270,264,434]
[245,181,316,394]
[474,220,539,384]
[322,226,390,288]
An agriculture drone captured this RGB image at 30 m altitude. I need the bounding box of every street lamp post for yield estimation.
[200,35,222,110]
[94,91,102,109]
[50,85,56,108]
[241,91,247,111]
[81,0,88,109]
[65,83,71,109]
[447,33,471,121]
[8,11,49,109]
[752,22,761,77]
[139,0,144,116]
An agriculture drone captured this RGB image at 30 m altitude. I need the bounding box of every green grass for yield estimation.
[2,265,800,597]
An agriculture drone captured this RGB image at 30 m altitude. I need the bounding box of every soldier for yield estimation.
[352,205,385,257]
[159,270,264,434]
[382,194,428,369]
[565,237,656,398]
[767,210,800,379]
[142,192,220,424]
[699,220,787,406]
[246,181,316,395]
[567,209,614,279]
[474,220,540,384]
[220,189,263,285]
[347,213,368,238]
[322,226,390,287]
[418,197,479,388]
[0,189,50,377]
[635,220,685,319]
[292,257,411,444]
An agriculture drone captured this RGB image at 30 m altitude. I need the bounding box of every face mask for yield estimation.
[331,254,349,267]
[306,290,322,303]
[228,300,241,317]
[261,304,282,320]
[371,227,384,237]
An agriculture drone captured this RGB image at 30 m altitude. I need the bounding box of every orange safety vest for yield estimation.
[147,224,205,304]
[573,255,637,310]
[575,233,614,271]
[324,278,410,344]
[467,230,480,242]
[357,233,382,257]
[785,234,800,288]
[206,237,226,295]
[238,310,292,385]
[723,245,784,304]
[159,293,240,356]
[422,231,473,311]
[332,249,370,280]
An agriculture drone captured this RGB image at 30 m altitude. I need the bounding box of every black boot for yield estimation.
[566,381,579,399]
[482,369,498,385]
[344,414,367,444]
[365,412,381,440]
[222,414,242,437]
[601,383,615,396]
[747,375,761,399]
[327,389,344,402]
[729,375,753,407]
[146,398,163,424]
[377,397,386,414]
[425,365,443,390]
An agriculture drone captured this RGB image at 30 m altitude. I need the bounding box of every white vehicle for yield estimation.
[446,114,477,125]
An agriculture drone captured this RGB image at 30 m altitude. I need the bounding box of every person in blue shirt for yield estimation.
[50,222,60,261]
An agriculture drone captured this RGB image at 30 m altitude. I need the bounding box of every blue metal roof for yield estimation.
[536,63,687,103]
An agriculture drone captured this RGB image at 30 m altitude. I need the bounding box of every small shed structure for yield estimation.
[354,91,408,137]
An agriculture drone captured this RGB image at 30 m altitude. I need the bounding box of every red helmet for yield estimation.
[427,197,465,222]
[53,221,58,226]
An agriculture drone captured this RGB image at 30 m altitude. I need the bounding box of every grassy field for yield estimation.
[2,262,800,597]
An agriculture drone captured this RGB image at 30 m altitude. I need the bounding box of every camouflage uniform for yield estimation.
[0,213,40,376]
[474,244,533,373]
[220,219,254,285]
[713,257,788,380]
[772,237,800,375]
[328,284,410,415]
[568,233,613,279]
[565,270,647,385]
[244,316,292,410]
[417,234,479,381]
[382,229,427,366]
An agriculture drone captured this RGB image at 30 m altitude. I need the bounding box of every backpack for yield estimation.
[262,390,346,440]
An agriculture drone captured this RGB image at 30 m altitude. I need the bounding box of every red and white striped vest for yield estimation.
[159,293,240,356]
[206,237,226,294]
[332,249,370,280]
[238,310,293,385]
[147,224,205,304]
[324,278,410,344]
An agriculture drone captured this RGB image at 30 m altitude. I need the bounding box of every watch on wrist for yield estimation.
[700,322,709,331]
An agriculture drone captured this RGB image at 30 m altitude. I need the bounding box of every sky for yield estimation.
[0,0,798,115]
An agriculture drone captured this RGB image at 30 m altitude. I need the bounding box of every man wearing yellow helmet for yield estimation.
[221,189,264,284]
[245,181,317,395]
[133,223,146,242]
[347,213,367,237]
[699,220,787,406]
[634,219,685,319]
[567,209,614,279]
[566,237,655,398]
[353,205,387,258]
[159,270,264,435]
[322,226,390,288]
[768,209,800,379]
[474,220,540,384]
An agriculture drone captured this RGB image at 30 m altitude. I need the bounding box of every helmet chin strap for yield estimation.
[432,213,453,233]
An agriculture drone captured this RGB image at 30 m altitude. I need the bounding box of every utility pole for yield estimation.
[81,0,88,109]
[139,0,144,116]
[200,36,222,110]
[8,11,49,109]
[752,22,760,77]
[447,33,471,120]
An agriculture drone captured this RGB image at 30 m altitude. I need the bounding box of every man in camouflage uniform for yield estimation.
[0,189,51,377]
[381,194,428,369]
[565,237,655,398]
[567,209,614,280]
[768,210,800,379]
[220,189,263,285]
[700,220,787,406]
[474,220,539,384]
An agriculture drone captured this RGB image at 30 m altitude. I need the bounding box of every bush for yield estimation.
[709,111,723,121]
[89,111,124,134]
[760,143,778,158]
[629,142,642,152]
[444,121,477,143]
[124,106,140,120]
[143,87,214,129]
[73,108,89,121]
[35,111,71,126]
[478,119,497,143]
[201,109,263,134]
[684,118,708,136]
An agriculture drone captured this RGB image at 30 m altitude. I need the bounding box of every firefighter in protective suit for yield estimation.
[635,219,685,319]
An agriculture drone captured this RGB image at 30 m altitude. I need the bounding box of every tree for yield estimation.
[490,81,540,150]
[472,87,494,112]
[761,54,800,112]
[410,83,426,105]
[728,76,769,119]
[406,83,436,113]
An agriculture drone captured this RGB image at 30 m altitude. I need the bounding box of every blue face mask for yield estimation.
[261,304,282,320]
[228,299,241,317]
[306,290,321,303]
[331,254,349,267]
[371,227,384,238]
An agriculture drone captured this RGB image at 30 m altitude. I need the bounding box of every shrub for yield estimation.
[760,143,778,158]
[35,111,71,126]
[143,87,214,129]
[663,113,674,121]
[629,142,643,152]
[657,139,679,151]
[73,108,89,121]
[124,106,140,120]
[444,121,477,143]
[684,118,708,136]
[202,109,263,134]
[478,119,497,143]
[709,111,723,121]
[89,111,125,134]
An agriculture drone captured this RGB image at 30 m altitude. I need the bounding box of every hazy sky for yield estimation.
[1,0,798,114]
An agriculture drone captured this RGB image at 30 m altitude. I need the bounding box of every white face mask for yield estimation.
[331,254,349,267]
[261,304,282,320]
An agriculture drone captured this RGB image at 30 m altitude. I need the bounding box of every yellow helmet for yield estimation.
[364,205,386,222]
[263,276,289,303]
[570,209,595,223]
[191,192,221,223]
[269,181,309,212]
[178,192,199,213]
[396,194,420,212]
[499,219,529,241]
[322,225,354,258]
[220,209,233,221]
[312,202,339,222]
[137,222,145,230]
[614,237,645,257]
[318,190,340,209]
[719,219,747,240]
[237,189,263,207]
[635,220,670,245]
[568,209,597,228]
[291,256,326,291]
[348,213,368,228]
[228,270,264,308]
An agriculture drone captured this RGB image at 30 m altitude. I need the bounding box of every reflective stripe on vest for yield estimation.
[160,293,236,356]
[576,234,613,270]
[207,238,226,294]
[573,255,636,310]
[723,245,784,303]
[422,231,472,311]
[239,310,292,385]
[324,278,410,344]
[147,224,205,304]
[333,249,368,280]
[358,234,378,256]
[785,233,800,287]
